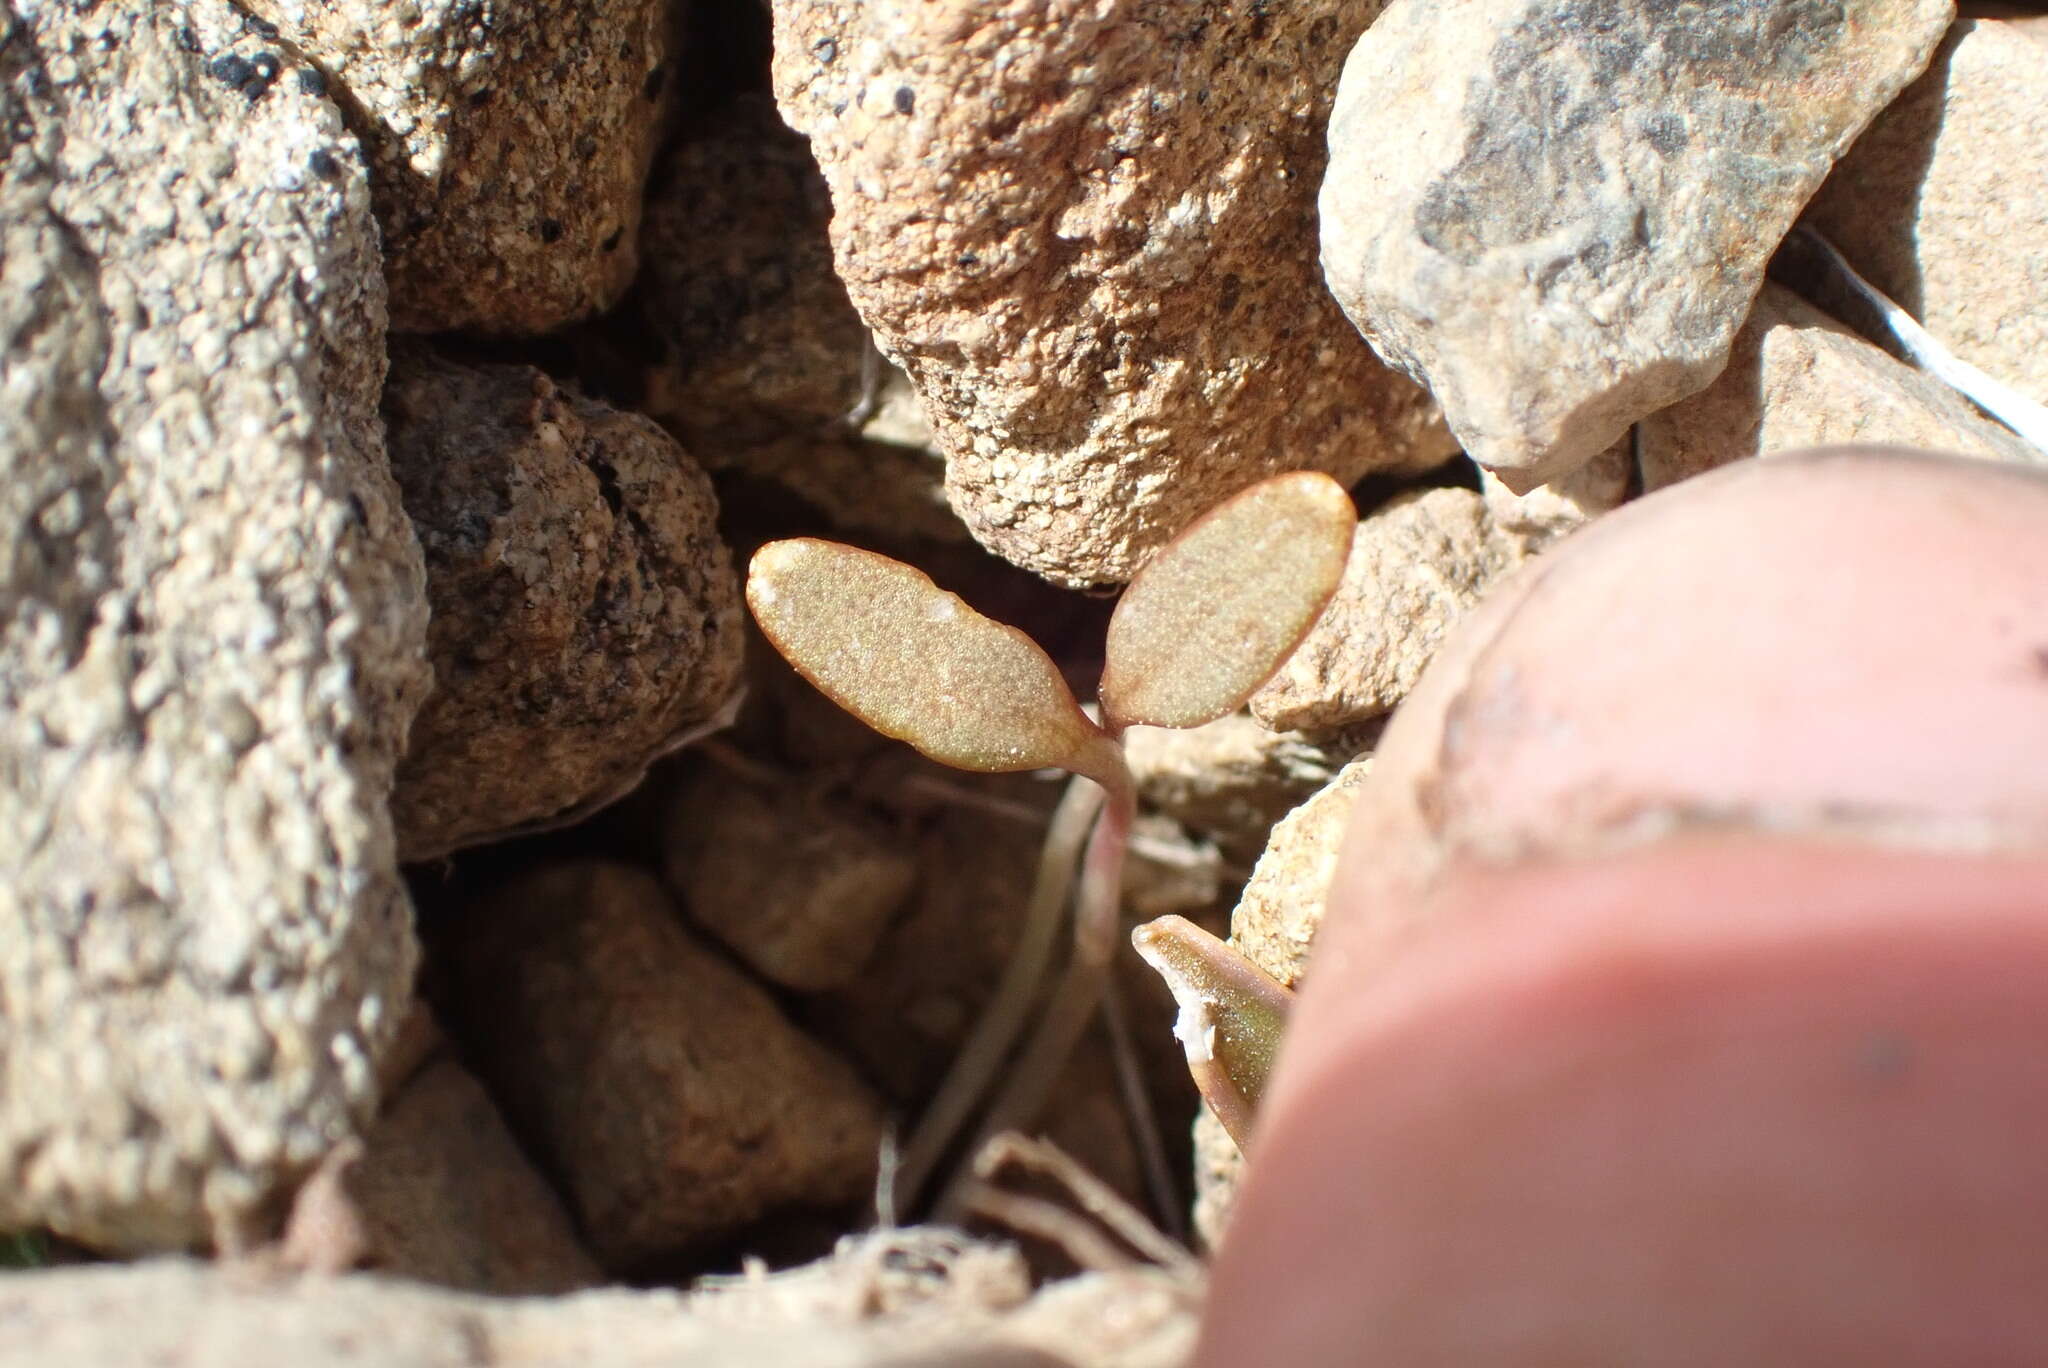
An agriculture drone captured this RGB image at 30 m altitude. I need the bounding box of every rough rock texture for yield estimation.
[1192,758,1372,1245]
[1228,760,1372,997]
[638,96,959,541]
[244,0,675,335]
[1481,439,1634,557]
[1124,713,1369,865]
[1639,283,2042,490]
[660,763,917,991]
[385,347,744,860]
[1322,0,1956,491]
[1807,17,2048,408]
[772,0,1454,587]
[0,0,430,1251]
[0,1235,1198,1367]
[1251,488,1508,733]
[347,1056,603,1294]
[441,861,884,1269]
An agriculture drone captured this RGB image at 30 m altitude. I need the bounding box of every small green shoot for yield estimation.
[1,1230,50,1270]
[1131,915,1294,1150]
[745,472,1354,1213]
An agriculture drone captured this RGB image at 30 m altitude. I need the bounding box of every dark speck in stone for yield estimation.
[893,85,915,116]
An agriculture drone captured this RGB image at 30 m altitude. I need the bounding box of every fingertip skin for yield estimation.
[1200,839,2048,1368]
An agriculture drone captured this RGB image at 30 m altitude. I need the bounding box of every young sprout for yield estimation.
[1131,915,1294,1150]
[745,471,1354,1214]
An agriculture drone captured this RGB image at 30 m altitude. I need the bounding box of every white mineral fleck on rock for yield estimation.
[1321,0,1956,491]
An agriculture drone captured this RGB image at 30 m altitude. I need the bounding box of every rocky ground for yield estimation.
[0,0,2041,1362]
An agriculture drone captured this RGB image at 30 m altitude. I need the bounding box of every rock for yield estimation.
[1250,488,1508,733]
[346,1056,602,1294]
[1322,0,1956,491]
[385,346,745,861]
[0,1237,1197,1367]
[1228,759,1373,997]
[1191,759,1372,1242]
[637,96,959,542]
[245,0,677,334]
[1806,16,2048,408]
[1124,714,1366,865]
[1188,1108,1241,1252]
[1639,283,2041,490]
[441,861,884,1268]
[660,763,917,991]
[0,1,430,1251]
[772,0,1453,587]
[1481,440,1635,557]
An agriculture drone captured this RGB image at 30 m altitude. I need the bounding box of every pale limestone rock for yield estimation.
[442,862,884,1269]
[246,0,678,334]
[660,765,916,991]
[773,0,1454,587]
[1481,440,1635,557]
[1251,488,1508,733]
[348,1057,602,1294]
[1639,283,2042,490]
[1808,17,2048,408]
[0,1235,1197,1366]
[637,96,960,543]
[1193,759,1372,1242]
[0,0,430,1251]
[1124,713,1368,865]
[1322,0,1956,491]
[384,347,745,860]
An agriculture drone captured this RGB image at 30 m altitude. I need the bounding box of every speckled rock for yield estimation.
[0,1236,1197,1368]
[384,346,744,861]
[1193,758,1372,1243]
[442,861,884,1268]
[1639,283,2041,489]
[1124,714,1368,865]
[348,1056,602,1294]
[244,0,677,335]
[637,96,958,542]
[660,764,916,991]
[773,0,1454,587]
[1322,0,1956,491]
[1250,488,1509,733]
[0,1,430,1251]
[1807,17,2048,408]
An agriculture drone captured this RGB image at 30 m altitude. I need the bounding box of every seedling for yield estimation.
[1131,915,1294,1150]
[746,472,1354,1213]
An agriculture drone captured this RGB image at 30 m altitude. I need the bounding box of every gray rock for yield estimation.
[0,1,430,1251]
[1639,282,2042,489]
[384,346,745,860]
[773,0,1454,587]
[442,862,885,1269]
[245,0,678,335]
[1322,0,1956,491]
[1807,16,2048,408]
